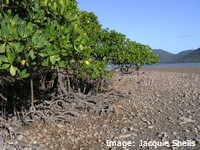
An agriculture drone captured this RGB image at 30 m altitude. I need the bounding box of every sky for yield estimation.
[77,0,200,54]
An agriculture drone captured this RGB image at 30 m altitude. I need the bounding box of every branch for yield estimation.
[0,93,7,101]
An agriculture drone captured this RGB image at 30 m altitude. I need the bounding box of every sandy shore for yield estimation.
[146,66,200,74]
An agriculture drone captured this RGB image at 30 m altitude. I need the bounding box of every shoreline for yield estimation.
[145,66,200,74]
[108,65,200,74]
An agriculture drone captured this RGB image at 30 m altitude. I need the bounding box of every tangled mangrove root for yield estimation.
[0,89,131,149]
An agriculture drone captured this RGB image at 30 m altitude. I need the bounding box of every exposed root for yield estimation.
[0,71,131,149]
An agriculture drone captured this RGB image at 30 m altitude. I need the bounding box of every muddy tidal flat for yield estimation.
[148,66,200,74]
[15,67,200,149]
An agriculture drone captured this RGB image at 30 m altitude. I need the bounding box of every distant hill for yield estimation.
[173,48,200,63]
[153,49,174,63]
[172,50,194,62]
[153,48,200,63]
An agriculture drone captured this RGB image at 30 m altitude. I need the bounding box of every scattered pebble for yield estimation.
[2,70,200,149]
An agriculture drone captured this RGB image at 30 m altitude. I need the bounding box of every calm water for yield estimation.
[150,62,200,67]
[108,62,200,68]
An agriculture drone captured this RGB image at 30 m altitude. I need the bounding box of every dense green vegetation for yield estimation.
[0,0,159,111]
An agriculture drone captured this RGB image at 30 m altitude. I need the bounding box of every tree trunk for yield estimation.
[30,78,35,110]
[136,66,140,77]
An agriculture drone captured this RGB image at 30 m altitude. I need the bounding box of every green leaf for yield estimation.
[27,22,33,30]
[66,0,70,5]
[2,26,9,39]
[0,55,9,62]
[21,69,30,78]
[16,43,24,52]
[21,68,27,75]
[10,18,15,26]
[31,33,39,46]
[10,65,16,76]
[0,44,6,53]
[18,25,26,38]
[1,64,10,69]
[50,55,60,64]
[42,58,50,67]
[60,0,64,6]
[17,69,22,77]
[35,42,44,48]
[53,2,57,10]
[59,61,65,67]
[70,59,75,65]
[29,50,35,59]
[23,73,30,78]
[79,44,84,51]
[50,56,56,64]
[9,42,24,53]
[39,53,45,57]
[7,52,16,63]
[44,0,48,7]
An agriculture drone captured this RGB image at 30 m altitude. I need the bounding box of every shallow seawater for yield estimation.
[107,63,200,69]
[149,62,200,67]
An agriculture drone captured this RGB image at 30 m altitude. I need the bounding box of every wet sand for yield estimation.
[146,66,200,74]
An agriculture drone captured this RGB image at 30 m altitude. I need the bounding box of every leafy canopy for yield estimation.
[0,0,159,81]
